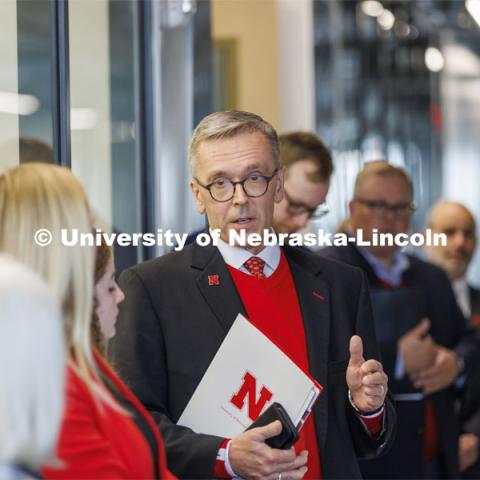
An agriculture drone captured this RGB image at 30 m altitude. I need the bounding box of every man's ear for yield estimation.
[273,167,285,204]
[348,199,356,216]
[422,228,431,254]
[190,179,206,214]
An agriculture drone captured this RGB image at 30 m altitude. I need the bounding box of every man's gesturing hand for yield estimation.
[346,335,388,412]
[229,420,308,480]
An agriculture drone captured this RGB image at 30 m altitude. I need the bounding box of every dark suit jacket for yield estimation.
[109,243,396,479]
[320,244,480,479]
[469,286,480,317]
[460,286,480,479]
[461,286,480,437]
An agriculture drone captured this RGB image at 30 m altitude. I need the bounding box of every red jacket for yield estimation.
[43,353,175,479]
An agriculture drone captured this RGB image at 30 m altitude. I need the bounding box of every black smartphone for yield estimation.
[245,402,299,449]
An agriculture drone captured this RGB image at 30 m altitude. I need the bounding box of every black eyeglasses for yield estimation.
[194,168,279,202]
[284,191,330,220]
[355,197,416,218]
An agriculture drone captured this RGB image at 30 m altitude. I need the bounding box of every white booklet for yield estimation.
[177,313,322,438]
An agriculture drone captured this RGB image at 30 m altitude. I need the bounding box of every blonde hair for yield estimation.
[0,164,99,395]
[0,255,64,470]
[354,160,413,198]
[188,110,280,175]
[91,235,113,356]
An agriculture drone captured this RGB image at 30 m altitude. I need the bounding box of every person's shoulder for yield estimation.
[406,253,450,281]
[318,244,354,262]
[316,244,366,276]
[63,365,98,412]
[406,254,459,299]
[468,284,480,296]
[65,365,85,392]
[123,242,198,281]
[285,245,364,282]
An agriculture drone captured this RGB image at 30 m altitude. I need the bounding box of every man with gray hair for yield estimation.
[182,129,333,246]
[320,161,480,479]
[425,200,480,478]
[111,111,395,479]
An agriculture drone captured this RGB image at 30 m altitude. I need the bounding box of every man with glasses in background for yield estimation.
[271,132,332,236]
[320,161,480,479]
[111,112,395,480]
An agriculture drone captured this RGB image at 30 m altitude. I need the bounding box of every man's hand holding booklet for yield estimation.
[177,313,322,441]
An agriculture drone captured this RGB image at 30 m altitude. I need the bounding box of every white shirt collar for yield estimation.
[213,230,281,277]
[356,245,410,287]
[453,277,471,318]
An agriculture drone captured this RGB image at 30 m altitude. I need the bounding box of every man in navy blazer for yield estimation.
[320,162,480,479]
[110,111,395,479]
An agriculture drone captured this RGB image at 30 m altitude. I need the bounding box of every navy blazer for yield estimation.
[320,244,480,479]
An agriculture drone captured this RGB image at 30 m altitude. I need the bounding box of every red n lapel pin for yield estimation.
[208,275,220,286]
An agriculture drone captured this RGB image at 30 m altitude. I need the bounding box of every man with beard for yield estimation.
[425,201,480,478]
[320,161,480,479]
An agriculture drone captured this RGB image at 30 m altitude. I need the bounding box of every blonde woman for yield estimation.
[0,163,173,479]
[0,255,64,480]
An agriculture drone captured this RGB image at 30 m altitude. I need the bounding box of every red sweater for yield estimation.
[228,251,322,479]
[43,353,175,479]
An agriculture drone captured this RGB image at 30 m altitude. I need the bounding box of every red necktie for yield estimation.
[243,256,266,279]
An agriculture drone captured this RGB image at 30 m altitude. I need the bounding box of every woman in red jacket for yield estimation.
[0,163,174,480]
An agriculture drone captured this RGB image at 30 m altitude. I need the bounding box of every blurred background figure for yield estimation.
[320,161,480,479]
[426,201,478,312]
[0,163,173,479]
[0,255,64,480]
[19,137,53,164]
[91,236,125,356]
[272,131,332,235]
[425,201,480,478]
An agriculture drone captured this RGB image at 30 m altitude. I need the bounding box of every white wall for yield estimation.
[0,0,19,171]
[277,0,315,133]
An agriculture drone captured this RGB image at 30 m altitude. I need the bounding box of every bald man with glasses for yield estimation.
[320,161,480,479]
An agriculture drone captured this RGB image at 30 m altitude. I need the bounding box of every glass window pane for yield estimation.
[17,0,54,164]
[69,0,141,271]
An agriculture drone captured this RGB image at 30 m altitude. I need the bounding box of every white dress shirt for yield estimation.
[452,277,471,318]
